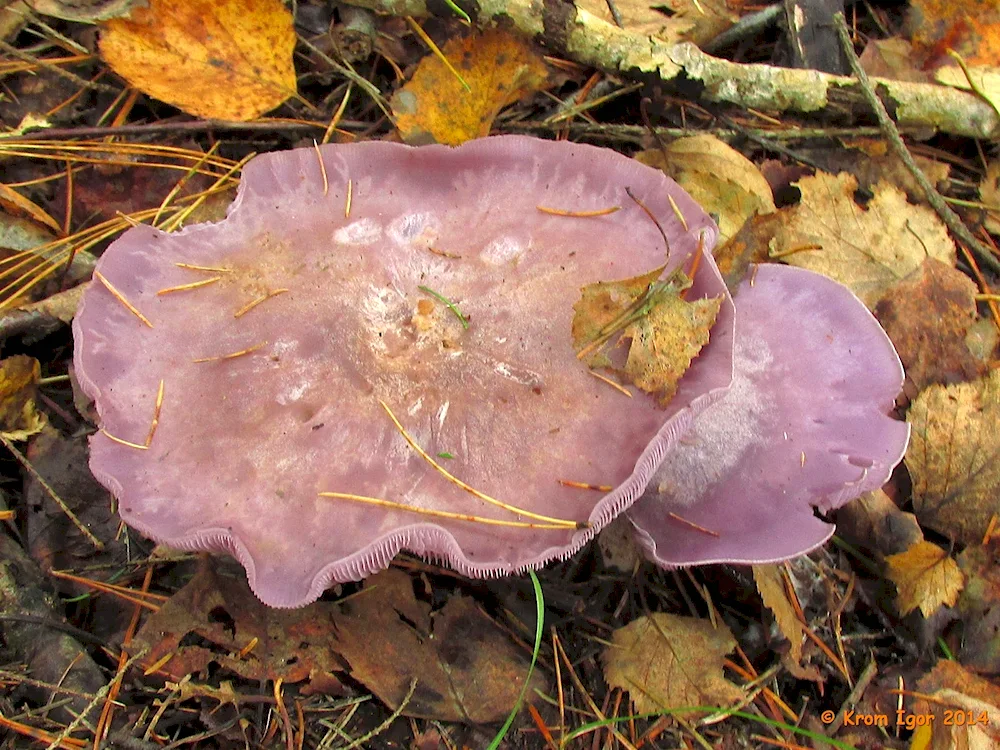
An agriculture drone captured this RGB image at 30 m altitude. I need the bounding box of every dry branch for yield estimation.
[343,0,1000,139]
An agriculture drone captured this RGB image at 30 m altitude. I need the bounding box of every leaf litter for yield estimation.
[2,1,1000,747]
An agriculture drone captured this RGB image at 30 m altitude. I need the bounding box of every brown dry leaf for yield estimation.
[576,0,739,45]
[886,540,964,617]
[773,172,955,308]
[874,259,985,392]
[752,564,808,671]
[835,489,923,558]
[130,563,346,693]
[823,138,950,202]
[911,660,1000,750]
[956,545,1000,673]
[859,38,932,83]
[0,184,61,234]
[598,516,643,573]
[906,370,1000,545]
[602,613,743,715]
[392,29,548,146]
[908,0,1000,67]
[98,0,296,122]
[332,568,541,722]
[29,0,138,22]
[636,136,775,243]
[713,211,783,290]
[0,355,46,440]
[979,159,1000,235]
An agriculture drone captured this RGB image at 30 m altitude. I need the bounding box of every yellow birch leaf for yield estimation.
[636,135,775,243]
[602,612,743,715]
[753,564,805,667]
[392,29,548,146]
[0,355,46,440]
[98,0,296,122]
[772,172,955,308]
[886,540,964,617]
[622,293,721,407]
[906,370,1000,545]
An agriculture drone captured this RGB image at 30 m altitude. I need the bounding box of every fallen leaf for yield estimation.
[392,28,548,145]
[908,0,1000,67]
[773,172,956,307]
[622,292,722,407]
[98,0,296,121]
[576,0,739,45]
[906,370,1000,545]
[636,136,776,243]
[911,660,1000,750]
[598,516,643,573]
[753,564,808,673]
[936,64,1000,117]
[130,563,346,693]
[797,137,951,203]
[886,540,964,617]
[332,568,541,722]
[979,159,1000,235]
[0,184,61,235]
[572,266,721,407]
[29,0,139,22]
[859,38,932,83]
[956,545,1000,673]
[602,612,743,715]
[0,355,46,440]
[712,211,782,290]
[874,259,985,391]
[835,489,923,558]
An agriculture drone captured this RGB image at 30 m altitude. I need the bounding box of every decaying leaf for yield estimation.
[331,568,541,722]
[874,259,985,391]
[835,489,923,558]
[602,612,743,715]
[29,0,139,22]
[906,370,1000,545]
[98,0,296,121]
[797,137,950,202]
[598,516,643,573]
[0,355,46,440]
[636,136,776,243]
[572,266,721,406]
[392,29,548,146]
[859,38,932,83]
[753,564,806,670]
[576,0,739,45]
[772,172,955,307]
[911,660,1000,750]
[979,159,1000,235]
[956,545,1000,673]
[886,540,964,617]
[130,564,346,693]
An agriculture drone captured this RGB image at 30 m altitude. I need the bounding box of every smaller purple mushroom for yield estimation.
[627,264,910,565]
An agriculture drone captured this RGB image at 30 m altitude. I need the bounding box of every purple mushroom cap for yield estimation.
[73,136,736,607]
[627,264,910,566]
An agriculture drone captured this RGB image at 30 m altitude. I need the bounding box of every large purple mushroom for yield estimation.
[73,136,735,607]
[73,136,909,608]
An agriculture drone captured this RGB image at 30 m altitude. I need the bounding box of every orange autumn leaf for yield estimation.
[98,0,296,122]
[392,28,548,146]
